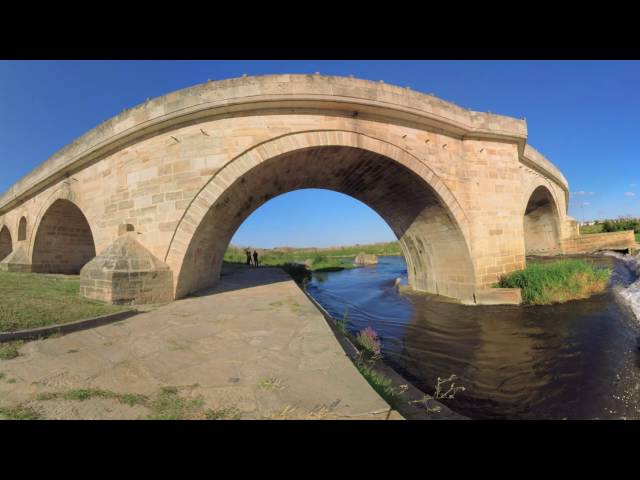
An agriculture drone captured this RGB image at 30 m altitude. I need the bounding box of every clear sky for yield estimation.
[1,61,638,247]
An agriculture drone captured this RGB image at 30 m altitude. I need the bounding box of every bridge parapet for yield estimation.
[0,74,530,215]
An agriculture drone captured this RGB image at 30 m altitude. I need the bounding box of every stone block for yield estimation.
[80,232,173,305]
[475,288,522,305]
[0,245,31,272]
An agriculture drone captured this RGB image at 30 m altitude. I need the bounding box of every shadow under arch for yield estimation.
[523,185,562,255]
[31,199,96,274]
[167,131,478,302]
[0,224,12,261]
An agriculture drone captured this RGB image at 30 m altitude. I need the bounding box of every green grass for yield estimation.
[258,377,284,391]
[224,243,402,284]
[225,241,402,269]
[146,386,205,420]
[336,311,350,336]
[0,272,127,332]
[496,259,611,305]
[35,388,147,404]
[0,341,24,360]
[33,386,240,420]
[0,405,41,420]
[354,362,403,409]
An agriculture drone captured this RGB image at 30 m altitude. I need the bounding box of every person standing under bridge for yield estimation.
[245,249,252,267]
[253,250,259,268]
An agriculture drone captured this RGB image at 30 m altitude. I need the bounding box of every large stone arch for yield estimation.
[522,184,562,255]
[0,223,12,261]
[31,197,96,274]
[166,130,478,302]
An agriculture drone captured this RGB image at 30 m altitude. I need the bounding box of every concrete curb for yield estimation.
[0,310,139,343]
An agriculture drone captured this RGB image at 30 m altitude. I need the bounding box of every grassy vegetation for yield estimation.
[354,362,404,409]
[146,386,205,420]
[579,223,605,235]
[0,405,41,420]
[225,241,401,270]
[496,259,611,305]
[36,388,147,404]
[0,341,24,360]
[225,242,403,284]
[0,272,127,332]
[225,247,355,271]
[329,312,405,409]
[32,386,241,420]
[257,377,285,391]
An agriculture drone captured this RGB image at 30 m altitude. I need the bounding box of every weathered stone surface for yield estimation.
[80,232,173,305]
[0,74,630,305]
[354,252,378,266]
[0,244,31,272]
[475,288,522,305]
[561,230,636,254]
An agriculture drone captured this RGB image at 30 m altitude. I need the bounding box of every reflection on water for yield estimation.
[306,255,640,419]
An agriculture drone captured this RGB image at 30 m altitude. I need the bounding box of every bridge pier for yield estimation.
[0,244,31,272]
[80,227,173,305]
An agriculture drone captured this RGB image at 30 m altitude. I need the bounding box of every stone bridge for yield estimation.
[0,75,635,305]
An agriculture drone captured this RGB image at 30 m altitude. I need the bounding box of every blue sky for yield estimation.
[1,61,639,247]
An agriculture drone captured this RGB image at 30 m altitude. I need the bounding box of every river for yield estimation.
[306,254,640,419]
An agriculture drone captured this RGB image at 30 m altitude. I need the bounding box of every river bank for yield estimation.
[224,242,401,267]
[305,254,640,419]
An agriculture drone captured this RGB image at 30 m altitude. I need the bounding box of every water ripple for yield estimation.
[308,255,640,419]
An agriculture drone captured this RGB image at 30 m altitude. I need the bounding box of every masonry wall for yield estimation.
[561,231,636,254]
[0,75,575,303]
[0,112,569,295]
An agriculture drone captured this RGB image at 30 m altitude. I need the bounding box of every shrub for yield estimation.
[601,218,640,234]
[355,327,382,357]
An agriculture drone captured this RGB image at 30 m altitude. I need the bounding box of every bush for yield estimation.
[601,218,640,234]
[355,327,382,357]
[496,259,611,305]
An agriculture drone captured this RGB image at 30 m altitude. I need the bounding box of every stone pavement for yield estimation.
[0,265,397,420]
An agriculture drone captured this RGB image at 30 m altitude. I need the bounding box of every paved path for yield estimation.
[0,265,397,419]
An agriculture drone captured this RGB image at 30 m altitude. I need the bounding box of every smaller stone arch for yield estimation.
[18,217,27,241]
[31,198,96,274]
[0,224,12,261]
[28,187,79,258]
[523,185,562,255]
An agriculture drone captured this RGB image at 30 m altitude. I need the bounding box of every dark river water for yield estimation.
[306,255,640,419]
